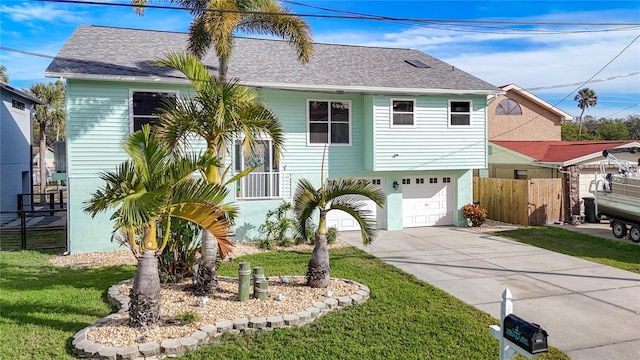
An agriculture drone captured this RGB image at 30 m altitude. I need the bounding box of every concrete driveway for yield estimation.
[339,226,640,360]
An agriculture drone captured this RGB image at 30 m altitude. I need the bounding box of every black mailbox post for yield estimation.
[503,314,549,354]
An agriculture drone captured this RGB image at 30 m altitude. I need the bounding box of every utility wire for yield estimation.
[489,33,640,140]
[32,0,640,28]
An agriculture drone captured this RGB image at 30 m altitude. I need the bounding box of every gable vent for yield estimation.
[405,59,430,68]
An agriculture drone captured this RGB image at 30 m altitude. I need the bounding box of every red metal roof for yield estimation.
[490,140,638,163]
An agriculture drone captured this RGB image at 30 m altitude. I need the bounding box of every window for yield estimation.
[449,100,472,126]
[496,98,522,115]
[12,99,25,111]
[234,139,280,199]
[514,170,527,180]
[131,91,177,132]
[429,177,438,184]
[391,99,415,126]
[308,100,350,145]
[415,178,425,184]
[402,178,411,185]
[443,177,451,183]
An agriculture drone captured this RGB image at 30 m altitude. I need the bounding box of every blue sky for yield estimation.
[1,0,639,119]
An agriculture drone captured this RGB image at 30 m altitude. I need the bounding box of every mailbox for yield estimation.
[503,314,549,354]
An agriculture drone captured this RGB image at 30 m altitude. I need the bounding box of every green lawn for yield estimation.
[0,247,569,360]
[495,226,640,274]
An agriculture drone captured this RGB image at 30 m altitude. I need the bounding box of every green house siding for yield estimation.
[369,95,487,171]
[64,81,485,253]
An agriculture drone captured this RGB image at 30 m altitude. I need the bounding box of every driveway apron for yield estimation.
[339,226,640,360]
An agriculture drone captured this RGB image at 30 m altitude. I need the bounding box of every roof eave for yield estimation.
[46,72,503,95]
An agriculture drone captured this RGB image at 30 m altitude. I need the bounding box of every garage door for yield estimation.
[326,178,384,231]
[402,176,454,227]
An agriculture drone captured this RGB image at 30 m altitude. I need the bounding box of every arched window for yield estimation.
[496,98,522,115]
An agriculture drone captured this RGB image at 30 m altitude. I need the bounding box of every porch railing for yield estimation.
[237,172,281,199]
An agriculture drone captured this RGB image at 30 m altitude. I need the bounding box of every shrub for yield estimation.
[462,202,487,227]
[158,218,201,283]
[259,201,297,246]
[327,226,338,244]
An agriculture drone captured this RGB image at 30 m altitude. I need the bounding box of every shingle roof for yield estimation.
[491,140,640,164]
[45,25,501,95]
[0,82,45,105]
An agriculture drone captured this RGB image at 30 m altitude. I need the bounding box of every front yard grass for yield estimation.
[495,226,640,274]
[0,247,569,360]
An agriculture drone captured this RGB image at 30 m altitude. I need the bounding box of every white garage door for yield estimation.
[402,176,454,227]
[326,178,384,231]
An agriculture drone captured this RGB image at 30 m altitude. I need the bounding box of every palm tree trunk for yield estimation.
[194,230,218,294]
[307,232,330,288]
[129,250,161,327]
[578,108,586,140]
[218,56,228,82]
[39,127,47,197]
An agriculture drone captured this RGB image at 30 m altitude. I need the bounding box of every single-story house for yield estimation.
[45,25,502,253]
[489,140,640,218]
[0,82,44,222]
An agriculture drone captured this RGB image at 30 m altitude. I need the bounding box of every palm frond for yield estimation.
[324,178,385,208]
[293,178,322,238]
[155,51,214,91]
[330,199,377,245]
[239,1,314,64]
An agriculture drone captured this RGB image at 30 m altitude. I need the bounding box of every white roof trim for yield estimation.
[46,72,504,96]
[500,83,574,121]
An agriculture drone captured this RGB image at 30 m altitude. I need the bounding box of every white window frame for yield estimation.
[234,138,282,200]
[129,89,179,133]
[390,98,416,127]
[307,99,352,146]
[448,99,473,127]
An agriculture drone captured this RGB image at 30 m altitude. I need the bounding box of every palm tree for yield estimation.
[574,87,598,139]
[293,150,384,287]
[27,81,65,193]
[132,0,313,81]
[155,52,285,293]
[84,125,237,327]
[0,65,8,83]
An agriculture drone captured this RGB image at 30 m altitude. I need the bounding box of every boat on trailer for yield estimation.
[592,148,640,243]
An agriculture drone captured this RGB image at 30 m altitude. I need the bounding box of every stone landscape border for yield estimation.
[72,276,370,359]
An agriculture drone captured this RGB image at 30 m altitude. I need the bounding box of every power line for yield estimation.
[489,34,640,140]
[527,72,640,91]
[32,0,640,29]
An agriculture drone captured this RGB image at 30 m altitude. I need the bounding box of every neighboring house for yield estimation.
[0,82,44,221]
[489,140,640,218]
[45,25,502,253]
[487,84,573,142]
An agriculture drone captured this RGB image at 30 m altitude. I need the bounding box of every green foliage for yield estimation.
[158,218,201,283]
[28,80,66,146]
[594,119,630,140]
[462,203,488,227]
[175,311,199,324]
[326,226,338,244]
[259,201,297,247]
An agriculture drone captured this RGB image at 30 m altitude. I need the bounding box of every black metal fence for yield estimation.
[0,209,67,251]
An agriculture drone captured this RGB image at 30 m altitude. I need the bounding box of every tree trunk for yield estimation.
[578,109,586,139]
[194,230,218,294]
[39,126,47,196]
[219,56,228,82]
[307,232,330,288]
[129,250,161,327]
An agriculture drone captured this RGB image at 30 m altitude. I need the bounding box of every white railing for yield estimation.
[237,172,281,199]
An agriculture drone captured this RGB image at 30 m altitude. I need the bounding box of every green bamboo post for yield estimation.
[238,262,251,301]
[254,280,268,300]
[253,266,265,299]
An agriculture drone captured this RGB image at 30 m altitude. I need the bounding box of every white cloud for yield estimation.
[0,4,84,23]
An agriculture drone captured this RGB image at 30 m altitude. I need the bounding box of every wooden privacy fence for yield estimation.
[473,177,564,226]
